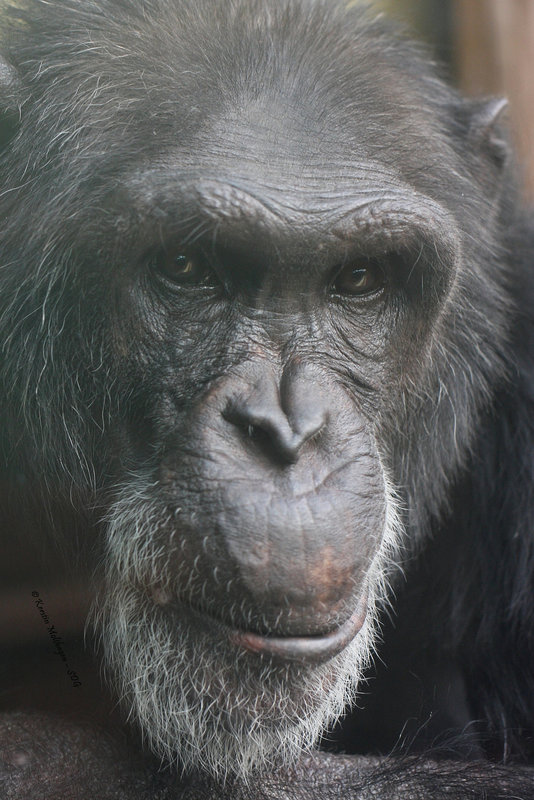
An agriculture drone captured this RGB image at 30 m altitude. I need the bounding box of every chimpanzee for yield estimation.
[1,0,534,798]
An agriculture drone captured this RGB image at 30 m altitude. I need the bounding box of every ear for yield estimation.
[0,55,21,150]
[454,97,511,200]
[467,97,510,170]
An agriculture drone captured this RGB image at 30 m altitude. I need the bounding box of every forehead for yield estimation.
[127,95,406,243]
[67,4,458,243]
[119,45,457,255]
[137,58,449,214]
[130,85,436,237]
[190,95,379,181]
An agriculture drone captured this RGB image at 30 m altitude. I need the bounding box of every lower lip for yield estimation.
[230,594,368,664]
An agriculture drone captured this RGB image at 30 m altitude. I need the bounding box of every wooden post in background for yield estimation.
[454,0,534,203]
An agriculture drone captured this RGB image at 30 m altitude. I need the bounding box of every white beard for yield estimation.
[92,474,402,781]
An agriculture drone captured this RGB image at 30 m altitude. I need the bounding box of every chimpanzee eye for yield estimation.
[150,251,217,288]
[331,259,385,297]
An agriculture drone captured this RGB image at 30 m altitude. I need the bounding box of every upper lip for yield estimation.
[230,593,368,664]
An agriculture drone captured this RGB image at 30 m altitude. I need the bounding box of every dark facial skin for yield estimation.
[104,97,456,660]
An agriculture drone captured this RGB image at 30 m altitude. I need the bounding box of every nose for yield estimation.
[223,365,328,464]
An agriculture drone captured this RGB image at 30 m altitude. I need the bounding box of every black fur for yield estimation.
[1,1,534,798]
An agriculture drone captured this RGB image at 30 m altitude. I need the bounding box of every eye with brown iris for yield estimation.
[151,251,216,287]
[332,260,385,297]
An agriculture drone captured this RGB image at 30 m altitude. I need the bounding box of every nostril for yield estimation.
[246,420,299,463]
[245,421,271,446]
[224,401,291,445]
[223,399,326,464]
[221,367,331,465]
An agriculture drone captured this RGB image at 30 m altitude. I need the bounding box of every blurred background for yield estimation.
[356,0,534,203]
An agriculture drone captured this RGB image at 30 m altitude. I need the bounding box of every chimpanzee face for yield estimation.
[0,0,508,782]
[91,60,461,781]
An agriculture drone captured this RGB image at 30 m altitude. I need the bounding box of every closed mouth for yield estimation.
[230,593,368,664]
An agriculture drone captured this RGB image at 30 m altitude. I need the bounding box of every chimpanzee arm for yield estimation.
[189,753,534,800]
[2,715,533,800]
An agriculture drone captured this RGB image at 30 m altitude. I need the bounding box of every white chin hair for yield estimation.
[92,479,402,781]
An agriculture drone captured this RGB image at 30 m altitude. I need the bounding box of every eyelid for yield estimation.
[148,248,220,290]
[330,258,386,297]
